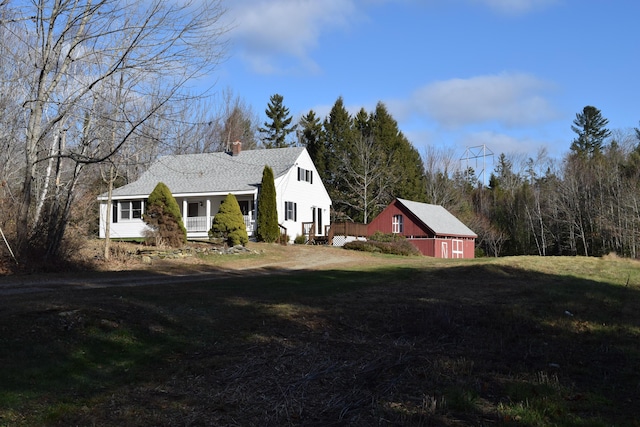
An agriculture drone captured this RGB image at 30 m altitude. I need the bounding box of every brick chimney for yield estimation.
[231,140,242,156]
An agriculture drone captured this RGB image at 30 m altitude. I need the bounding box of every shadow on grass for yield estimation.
[0,262,639,426]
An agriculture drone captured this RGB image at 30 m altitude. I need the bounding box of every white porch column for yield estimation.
[206,199,211,228]
[182,199,188,229]
[253,192,258,222]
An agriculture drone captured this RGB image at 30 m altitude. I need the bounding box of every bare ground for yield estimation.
[0,240,398,295]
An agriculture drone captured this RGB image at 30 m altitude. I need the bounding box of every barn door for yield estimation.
[452,239,464,258]
[441,241,448,258]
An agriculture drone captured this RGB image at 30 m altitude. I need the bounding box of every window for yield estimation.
[285,201,297,221]
[297,167,313,183]
[120,200,143,220]
[392,214,403,233]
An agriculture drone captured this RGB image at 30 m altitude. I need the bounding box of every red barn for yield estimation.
[367,198,477,258]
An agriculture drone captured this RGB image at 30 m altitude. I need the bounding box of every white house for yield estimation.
[97,142,332,242]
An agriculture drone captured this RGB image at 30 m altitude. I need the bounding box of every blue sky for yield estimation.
[212,0,639,163]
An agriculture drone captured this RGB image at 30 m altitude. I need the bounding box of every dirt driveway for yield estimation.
[0,243,395,295]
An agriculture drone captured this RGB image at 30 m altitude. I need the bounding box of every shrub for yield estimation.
[368,231,406,243]
[143,182,186,248]
[256,166,279,243]
[294,234,306,245]
[344,239,420,256]
[209,194,249,247]
[343,241,382,253]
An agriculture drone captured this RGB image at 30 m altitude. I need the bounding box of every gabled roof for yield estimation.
[396,198,477,238]
[108,147,305,197]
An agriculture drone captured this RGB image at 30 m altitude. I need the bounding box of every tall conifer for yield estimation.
[299,110,325,177]
[570,105,611,158]
[259,94,296,148]
[256,166,279,242]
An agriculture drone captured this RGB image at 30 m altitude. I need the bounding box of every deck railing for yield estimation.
[329,222,368,237]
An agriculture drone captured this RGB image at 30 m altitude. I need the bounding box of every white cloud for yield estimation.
[472,0,559,15]
[404,72,558,129]
[227,0,360,74]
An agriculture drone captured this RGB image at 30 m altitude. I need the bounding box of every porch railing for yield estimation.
[185,215,254,233]
[186,216,209,232]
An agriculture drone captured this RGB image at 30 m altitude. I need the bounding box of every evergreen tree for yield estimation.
[323,97,354,219]
[570,105,611,158]
[258,94,296,148]
[256,166,280,242]
[354,108,371,137]
[143,182,186,247]
[298,110,325,176]
[370,102,427,204]
[209,193,249,246]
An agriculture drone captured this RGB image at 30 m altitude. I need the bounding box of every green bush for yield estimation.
[256,166,280,243]
[344,239,421,256]
[368,231,406,243]
[210,194,249,247]
[143,182,186,247]
[294,234,306,245]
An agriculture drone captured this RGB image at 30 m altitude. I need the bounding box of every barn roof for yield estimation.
[396,198,477,238]
[107,147,305,198]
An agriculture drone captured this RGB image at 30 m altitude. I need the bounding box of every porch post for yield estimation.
[252,192,258,234]
[206,199,211,228]
[182,199,188,231]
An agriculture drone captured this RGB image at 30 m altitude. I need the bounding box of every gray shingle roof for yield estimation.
[397,198,477,238]
[109,147,305,197]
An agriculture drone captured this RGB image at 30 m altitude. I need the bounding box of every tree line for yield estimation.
[473,106,640,257]
[265,97,640,258]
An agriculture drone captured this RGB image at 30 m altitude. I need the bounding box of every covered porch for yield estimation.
[177,192,257,239]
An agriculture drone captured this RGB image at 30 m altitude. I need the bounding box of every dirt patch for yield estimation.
[0,240,398,294]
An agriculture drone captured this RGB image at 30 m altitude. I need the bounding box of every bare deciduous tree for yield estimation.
[340,134,394,223]
[1,0,228,259]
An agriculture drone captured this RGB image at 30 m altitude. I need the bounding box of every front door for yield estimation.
[315,207,323,235]
[238,200,252,215]
[188,202,199,217]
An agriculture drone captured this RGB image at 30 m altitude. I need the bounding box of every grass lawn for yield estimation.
[1,247,639,426]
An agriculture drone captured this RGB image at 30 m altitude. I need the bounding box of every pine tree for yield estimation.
[256,166,280,242]
[299,110,325,176]
[570,105,611,158]
[258,94,296,148]
[370,102,426,204]
[143,182,186,247]
[210,193,249,246]
[323,97,354,219]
